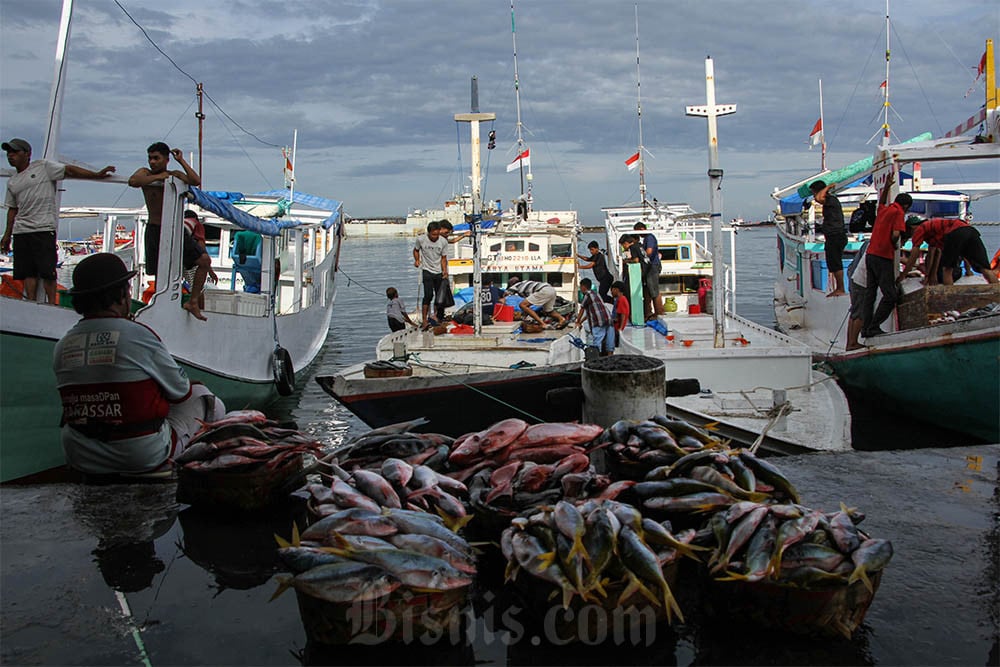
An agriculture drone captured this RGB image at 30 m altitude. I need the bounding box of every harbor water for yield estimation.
[2,227,998,666]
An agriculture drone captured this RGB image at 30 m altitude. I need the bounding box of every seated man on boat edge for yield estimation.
[53,253,226,476]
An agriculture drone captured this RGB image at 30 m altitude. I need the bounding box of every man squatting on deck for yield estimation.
[2,138,116,303]
[127,142,210,320]
[53,253,226,475]
[503,275,568,329]
[899,217,998,286]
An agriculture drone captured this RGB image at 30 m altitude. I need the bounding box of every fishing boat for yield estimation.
[317,4,585,437]
[592,17,851,452]
[0,3,344,483]
[769,26,1000,441]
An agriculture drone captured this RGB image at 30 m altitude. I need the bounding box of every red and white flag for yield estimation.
[625,152,640,171]
[507,148,530,173]
[809,118,823,146]
[282,147,294,186]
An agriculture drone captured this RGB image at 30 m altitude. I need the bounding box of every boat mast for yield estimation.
[455,80,495,336]
[510,0,531,210]
[686,56,736,349]
[42,0,73,162]
[634,5,647,207]
[196,82,205,182]
[880,0,891,147]
[818,79,827,171]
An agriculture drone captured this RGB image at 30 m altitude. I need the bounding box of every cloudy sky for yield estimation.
[2,0,997,223]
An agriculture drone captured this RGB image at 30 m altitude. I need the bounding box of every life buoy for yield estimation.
[272,346,295,396]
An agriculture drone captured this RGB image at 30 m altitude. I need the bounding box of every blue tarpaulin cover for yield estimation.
[188,188,342,236]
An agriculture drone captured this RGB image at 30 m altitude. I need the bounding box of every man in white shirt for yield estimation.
[2,138,116,303]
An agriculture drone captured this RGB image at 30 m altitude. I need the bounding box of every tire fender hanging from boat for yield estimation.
[272,346,295,396]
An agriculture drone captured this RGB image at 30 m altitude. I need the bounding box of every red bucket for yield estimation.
[493,303,515,322]
[688,304,701,315]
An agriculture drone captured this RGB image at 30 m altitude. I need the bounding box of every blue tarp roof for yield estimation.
[188,188,342,236]
[453,218,498,232]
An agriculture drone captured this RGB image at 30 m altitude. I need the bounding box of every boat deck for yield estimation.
[618,311,851,452]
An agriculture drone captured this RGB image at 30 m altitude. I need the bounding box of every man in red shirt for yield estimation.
[861,193,912,338]
[899,217,998,285]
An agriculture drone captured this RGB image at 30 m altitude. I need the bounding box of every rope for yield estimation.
[749,401,794,454]
[336,267,388,296]
[404,354,549,423]
[823,309,851,358]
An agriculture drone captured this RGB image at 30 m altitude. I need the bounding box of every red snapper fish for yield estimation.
[478,418,530,455]
[511,422,604,449]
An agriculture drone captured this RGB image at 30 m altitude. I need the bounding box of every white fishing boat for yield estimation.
[768,18,1000,441]
[317,3,585,437]
[0,2,344,482]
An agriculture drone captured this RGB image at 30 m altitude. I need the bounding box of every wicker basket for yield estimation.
[176,454,306,511]
[510,561,680,642]
[705,571,882,639]
[295,586,469,645]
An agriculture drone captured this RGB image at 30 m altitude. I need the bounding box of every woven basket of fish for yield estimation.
[633,447,803,530]
[301,457,470,532]
[174,410,322,510]
[599,416,726,481]
[699,500,892,639]
[272,506,476,645]
[501,499,708,640]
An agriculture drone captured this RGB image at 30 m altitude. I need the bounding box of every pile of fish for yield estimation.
[633,447,801,516]
[501,499,705,623]
[331,418,453,471]
[447,419,605,482]
[174,410,323,473]
[272,507,476,605]
[598,416,725,479]
[701,500,892,595]
[302,457,470,530]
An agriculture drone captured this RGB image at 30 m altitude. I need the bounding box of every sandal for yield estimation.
[555,321,569,330]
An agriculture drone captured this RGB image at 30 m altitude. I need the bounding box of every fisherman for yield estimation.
[575,277,614,356]
[503,275,568,329]
[413,220,449,329]
[633,222,664,317]
[610,280,630,348]
[809,180,848,297]
[844,241,871,352]
[577,240,613,304]
[385,286,416,332]
[127,142,205,319]
[898,217,998,286]
[2,138,116,303]
[861,193,912,338]
[52,253,226,475]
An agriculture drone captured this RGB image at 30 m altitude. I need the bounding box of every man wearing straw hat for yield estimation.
[52,253,225,475]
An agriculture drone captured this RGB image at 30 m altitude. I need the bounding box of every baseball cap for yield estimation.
[68,253,137,295]
[2,138,31,153]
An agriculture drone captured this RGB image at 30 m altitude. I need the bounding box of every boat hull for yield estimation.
[825,317,1000,442]
[316,362,583,438]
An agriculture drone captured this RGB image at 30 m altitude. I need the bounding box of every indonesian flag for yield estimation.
[625,152,640,171]
[879,80,887,91]
[282,147,294,186]
[976,51,987,79]
[809,118,823,145]
[507,148,530,173]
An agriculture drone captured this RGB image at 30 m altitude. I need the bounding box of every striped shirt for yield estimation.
[580,290,611,327]
[910,218,967,250]
[504,280,548,297]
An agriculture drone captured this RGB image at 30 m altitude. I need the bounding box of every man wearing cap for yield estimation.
[809,180,848,297]
[52,253,225,475]
[898,217,998,286]
[2,138,116,303]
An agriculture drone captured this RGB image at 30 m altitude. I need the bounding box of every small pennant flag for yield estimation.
[809,118,823,145]
[625,152,640,171]
[507,148,530,173]
[976,51,987,79]
[879,80,887,91]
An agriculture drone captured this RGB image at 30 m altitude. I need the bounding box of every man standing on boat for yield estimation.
[127,142,206,319]
[2,138,116,303]
[413,220,449,329]
[898,217,999,286]
[634,222,664,318]
[52,253,225,475]
[861,193,912,337]
[809,180,847,297]
[578,241,613,304]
